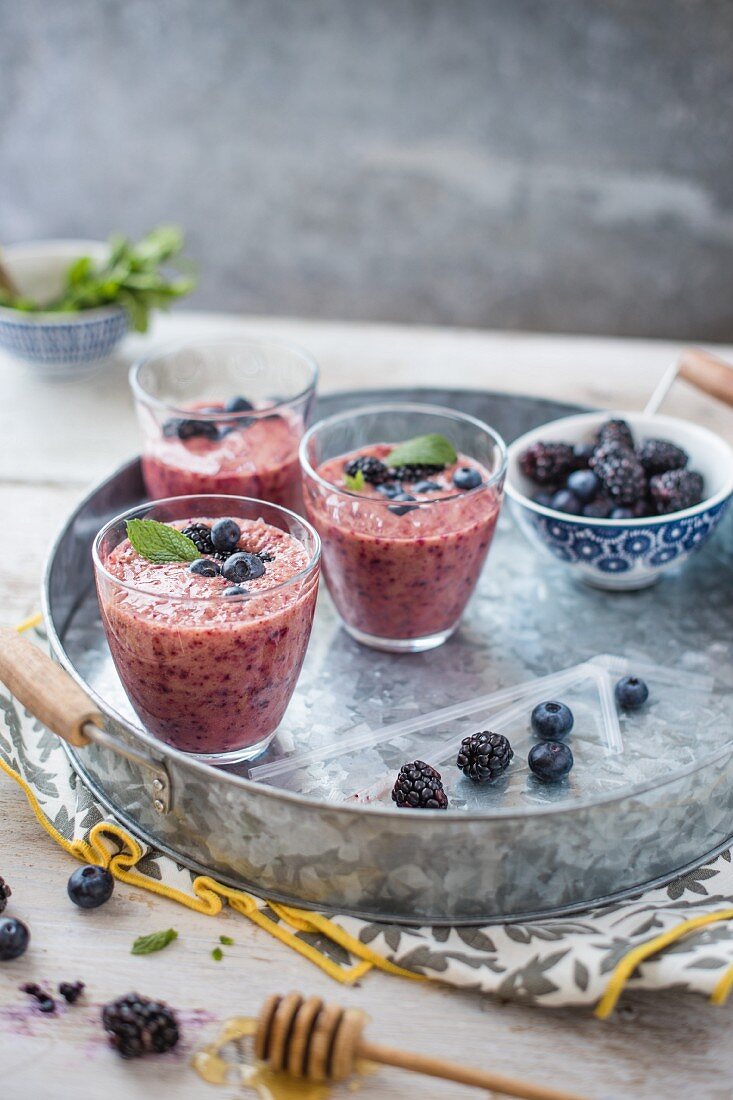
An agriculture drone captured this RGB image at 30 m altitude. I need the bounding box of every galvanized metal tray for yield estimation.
[44,389,733,924]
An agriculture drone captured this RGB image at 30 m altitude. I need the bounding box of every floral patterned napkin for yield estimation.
[3,654,733,1017]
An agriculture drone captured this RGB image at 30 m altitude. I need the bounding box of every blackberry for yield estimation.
[649,469,704,514]
[182,523,216,556]
[456,732,513,783]
[391,463,446,482]
[0,877,10,914]
[102,993,180,1058]
[637,438,688,476]
[596,418,634,451]
[519,442,575,486]
[344,456,390,485]
[59,981,85,1004]
[391,761,448,810]
[590,445,646,505]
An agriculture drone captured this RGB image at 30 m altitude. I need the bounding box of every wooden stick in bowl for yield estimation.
[679,347,733,409]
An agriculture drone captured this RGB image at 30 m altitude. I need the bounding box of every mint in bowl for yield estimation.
[0,227,195,380]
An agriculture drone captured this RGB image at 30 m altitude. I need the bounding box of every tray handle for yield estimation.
[0,628,99,747]
[0,628,172,813]
[679,347,733,408]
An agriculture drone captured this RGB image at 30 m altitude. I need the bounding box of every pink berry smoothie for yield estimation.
[95,516,320,760]
[142,405,304,512]
[304,444,503,646]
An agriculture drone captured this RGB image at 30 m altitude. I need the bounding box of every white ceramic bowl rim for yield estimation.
[506,410,733,527]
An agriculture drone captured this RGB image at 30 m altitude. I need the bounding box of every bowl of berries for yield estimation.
[506,411,733,589]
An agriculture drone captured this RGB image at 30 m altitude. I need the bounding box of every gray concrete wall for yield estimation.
[2,0,733,339]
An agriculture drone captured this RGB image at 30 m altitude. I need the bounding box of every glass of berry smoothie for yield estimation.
[93,495,321,764]
[130,338,319,513]
[300,403,506,652]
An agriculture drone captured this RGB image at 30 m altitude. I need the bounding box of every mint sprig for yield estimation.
[131,928,178,955]
[387,434,457,469]
[126,519,199,563]
[344,469,366,492]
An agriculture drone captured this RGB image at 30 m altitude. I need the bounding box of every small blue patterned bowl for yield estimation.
[507,411,733,590]
[0,241,129,379]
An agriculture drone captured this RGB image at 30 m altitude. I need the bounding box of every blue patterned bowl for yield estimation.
[507,411,733,590]
[0,241,129,379]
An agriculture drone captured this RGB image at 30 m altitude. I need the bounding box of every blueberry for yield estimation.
[221,552,266,583]
[37,997,56,1013]
[211,518,241,553]
[376,483,402,498]
[223,585,248,597]
[566,469,600,503]
[388,493,417,516]
[528,741,574,782]
[224,396,254,413]
[610,507,634,519]
[531,701,574,740]
[0,917,29,960]
[615,676,649,710]
[67,865,114,909]
[162,418,182,438]
[453,467,482,490]
[573,442,595,467]
[189,558,221,577]
[413,480,442,493]
[583,498,613,518]
[551,489,582,515]
[176,419,219,442]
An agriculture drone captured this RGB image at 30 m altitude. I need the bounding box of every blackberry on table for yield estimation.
[637,438,688,476]
[456,732,513,783]
[596,418,634,451]
[0,877,10,914]
[391,761,448,810]
[59,981,85,1004]
[519,442,575,486]
[590,445,646,505]
[344,456,390,485]
[102,993,180,1058]
[649,469,704,514]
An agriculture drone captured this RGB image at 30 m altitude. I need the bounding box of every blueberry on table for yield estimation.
[531,701,574,740]
[0,917,30,960]
[566,469,600,503]
[528,741,574,782]
[67,865,114,909]
[551,489,582,515]
[388,493,417,516]
[189,558,221,577]
[176,419,219,442]
[452,467,482,490]
[211,518,242,553]
[222,552,266,583]
[224,396,254,413]
[615,676,649,710]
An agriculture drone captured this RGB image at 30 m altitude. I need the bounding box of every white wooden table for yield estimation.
[2,312,732,1100]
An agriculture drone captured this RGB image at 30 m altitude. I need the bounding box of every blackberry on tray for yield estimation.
[391,761,448,809]
[456,732,513,783]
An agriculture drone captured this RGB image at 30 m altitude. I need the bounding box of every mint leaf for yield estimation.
[344,469,365,492]
[211,946,224,961]
[219,935,234,945]
[131,928,178,955]
[387,434,457,469]
[126,519,199,563]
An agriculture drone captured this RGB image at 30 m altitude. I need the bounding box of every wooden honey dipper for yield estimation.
[254,992,588,1099]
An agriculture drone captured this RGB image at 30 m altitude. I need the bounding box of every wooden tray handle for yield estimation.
[0,628,101,748]
[679,348,733,408]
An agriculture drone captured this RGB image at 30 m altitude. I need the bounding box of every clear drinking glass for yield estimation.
[130,337,319,513]
[300,403,507,652]
[93,495,321,764]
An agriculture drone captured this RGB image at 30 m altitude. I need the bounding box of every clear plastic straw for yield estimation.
[596,668,624,755]
[248,660,600,783]
[591,654,714,693]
